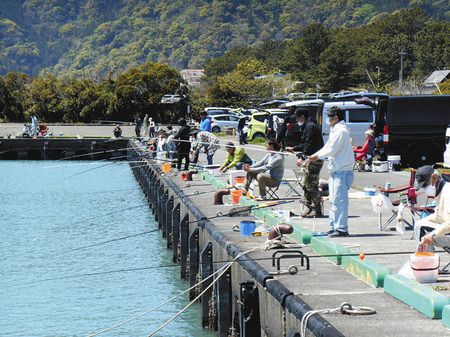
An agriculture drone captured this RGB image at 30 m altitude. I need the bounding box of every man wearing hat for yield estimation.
[414,165,450,251]
[286,107,325,217]
[219,141,253,173]
[308,106,355,237]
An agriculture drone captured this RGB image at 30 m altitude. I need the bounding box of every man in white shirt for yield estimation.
[308,106,355,237]
[414,165,450,252]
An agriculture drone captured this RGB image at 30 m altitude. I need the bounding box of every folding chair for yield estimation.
[377,169,434,232]
[248,179,280,200]
[440,247,450,274]
[283,168,306,197]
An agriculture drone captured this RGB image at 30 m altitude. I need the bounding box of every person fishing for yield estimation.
[219,141,253,173]
[414,166,450,252]
[173,118,191,171]
[243,140,284,201]
[190,129,220,165]
[286,107,324,218]
[113,124,122,138]
[308,106,354,237]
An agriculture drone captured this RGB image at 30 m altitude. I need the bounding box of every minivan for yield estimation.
[373,95,450,167]
[281,99,376,146]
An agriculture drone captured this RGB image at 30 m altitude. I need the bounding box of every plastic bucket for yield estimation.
[387,155,401,171]
[235,176,245,184]
[162,163,171,173]
[364,187,376,196]
[410,252,439,283]
[230,189,243,204]
[240,220,256,236]
[372,161,389,173]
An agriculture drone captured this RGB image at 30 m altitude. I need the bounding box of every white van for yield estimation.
[322,101,376,146]
[281,99,376,146]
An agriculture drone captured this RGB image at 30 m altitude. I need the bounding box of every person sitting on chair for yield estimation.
[353,129,375,163]
[219,141,253,172]
[414,165,450,252]
[243,140,284,200]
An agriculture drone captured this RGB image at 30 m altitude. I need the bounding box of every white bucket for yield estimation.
[410,252,439,283]
[387,155,401,171]
[372,161,389,173]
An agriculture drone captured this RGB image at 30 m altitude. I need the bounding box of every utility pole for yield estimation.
[399,49,406,89]
[376,66,381,88]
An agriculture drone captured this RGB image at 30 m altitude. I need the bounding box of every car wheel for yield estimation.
[212,126,220,133]
[252,132,265,140]
[406,142,438,168]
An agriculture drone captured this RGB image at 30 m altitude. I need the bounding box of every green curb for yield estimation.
[288,223,313,244]
[310,237,350,265]
[384,274,450,319]
[443,305,450,328]
[341,256,391,288]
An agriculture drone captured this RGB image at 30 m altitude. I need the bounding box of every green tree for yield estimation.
[25,73,64,122]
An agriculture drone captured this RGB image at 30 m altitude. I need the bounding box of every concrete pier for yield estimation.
[128,140,450,337]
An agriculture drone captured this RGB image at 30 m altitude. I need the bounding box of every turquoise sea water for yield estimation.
[0,161,216,337]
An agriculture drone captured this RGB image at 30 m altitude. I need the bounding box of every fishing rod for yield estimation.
[5,246,436,289]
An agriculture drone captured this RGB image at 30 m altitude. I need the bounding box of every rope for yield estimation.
[87,260,232,336]
[300,302,377,337]
[146,244,266,336]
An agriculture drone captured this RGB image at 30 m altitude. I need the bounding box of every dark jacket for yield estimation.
[283,124,303,147]
[293,118,324,156]
[174,124,191,153]
[238,117,246,130]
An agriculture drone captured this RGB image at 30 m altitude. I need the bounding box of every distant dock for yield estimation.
[0,138,129,160]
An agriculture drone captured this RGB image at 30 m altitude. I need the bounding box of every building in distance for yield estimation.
[181,69,205,87]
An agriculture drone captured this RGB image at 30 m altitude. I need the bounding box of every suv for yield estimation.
[374,95,450,167]
[210,114,240,133]
[330,92,388,102]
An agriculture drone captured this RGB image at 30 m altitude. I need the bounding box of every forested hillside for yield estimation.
[0,0,449,77]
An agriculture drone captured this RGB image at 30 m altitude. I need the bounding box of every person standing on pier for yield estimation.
[308,106,354,237]
[287,108,324,218]
[173,118,191,171]
[134,115,142,138]
[31,115,39,138]
[149,117,156,138]
[142,114,149,138]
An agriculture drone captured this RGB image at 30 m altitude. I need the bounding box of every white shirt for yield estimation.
[315,120,355,172]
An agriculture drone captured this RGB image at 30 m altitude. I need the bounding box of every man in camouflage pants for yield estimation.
[286,108,325,217]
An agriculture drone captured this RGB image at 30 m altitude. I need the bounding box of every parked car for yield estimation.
[373,95,450,167]
[210,114,240,133]
[286,92,304,101]
[330,92,388,102]
[205,107,232,116]
[247,109,288,140]
[282,99,376,146]
[160,94,183,103]
[323,101,376,146]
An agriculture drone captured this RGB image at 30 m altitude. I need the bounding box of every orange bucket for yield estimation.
[230,189,243,204]
[235,176,245,184]
[162,163,171,173]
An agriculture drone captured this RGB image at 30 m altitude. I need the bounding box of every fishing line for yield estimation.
[6,248,437,289]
